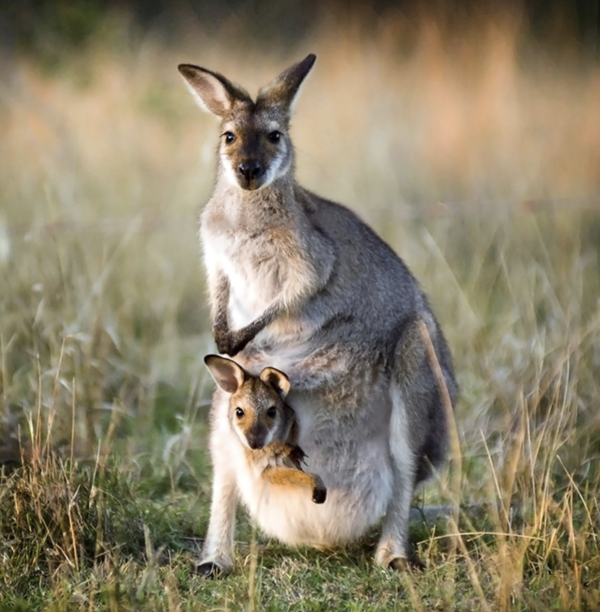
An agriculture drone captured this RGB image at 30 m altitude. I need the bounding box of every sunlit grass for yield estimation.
[1,6,600,610]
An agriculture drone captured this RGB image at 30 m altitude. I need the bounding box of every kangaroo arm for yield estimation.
[212,225,336,357]
[210,266,285,356]
[211,273,230,340]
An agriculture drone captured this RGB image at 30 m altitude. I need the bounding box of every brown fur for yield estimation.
[204,355,327,504]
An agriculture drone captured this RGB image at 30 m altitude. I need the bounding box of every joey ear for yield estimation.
[257,53,316,113]
[204,355,246,394]
[259,367,291,399]
[178,64,252,116]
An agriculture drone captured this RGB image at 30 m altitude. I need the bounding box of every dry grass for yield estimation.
[1,5,600,610]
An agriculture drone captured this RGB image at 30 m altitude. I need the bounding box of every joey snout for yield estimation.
[244,427,269,450]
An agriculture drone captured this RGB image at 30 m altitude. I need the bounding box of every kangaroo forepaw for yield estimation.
[214,330,234,356]
[196,561,227,579]
[214,330,251,357]
[228,333,253,356]
[312,486,327,504]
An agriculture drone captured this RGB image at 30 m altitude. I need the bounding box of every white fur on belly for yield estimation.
[212,386,393,547]
[233,435,393,546]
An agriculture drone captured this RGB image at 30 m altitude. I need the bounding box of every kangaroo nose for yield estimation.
[238,161,262,181]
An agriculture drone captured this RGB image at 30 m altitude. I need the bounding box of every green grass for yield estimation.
[2,6,600,610]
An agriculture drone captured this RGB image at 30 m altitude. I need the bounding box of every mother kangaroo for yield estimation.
[178,54,457,575]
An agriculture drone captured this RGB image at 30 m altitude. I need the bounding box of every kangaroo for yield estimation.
[179,54,458,576]
[204,353,327,499]
[201,355,327,577]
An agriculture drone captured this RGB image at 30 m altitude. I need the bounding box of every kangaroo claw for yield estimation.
[196,561,225,579]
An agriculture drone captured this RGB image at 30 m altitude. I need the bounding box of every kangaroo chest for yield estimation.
[204,214,318,329]
[229,233,283,323]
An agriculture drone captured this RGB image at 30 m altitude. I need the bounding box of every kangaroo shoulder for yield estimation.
[298,188,415,282]
[299,188,387,245]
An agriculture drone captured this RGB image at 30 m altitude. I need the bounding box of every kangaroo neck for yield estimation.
[214,174,301,230]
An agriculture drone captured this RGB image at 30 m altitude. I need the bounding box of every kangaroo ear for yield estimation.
[257,54,316,113]
[204,355,246,393]
[178,64,252,117]
[259,367,291,399]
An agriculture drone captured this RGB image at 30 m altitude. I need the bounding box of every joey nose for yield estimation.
[246,433,264,450]
[238,161,262,181]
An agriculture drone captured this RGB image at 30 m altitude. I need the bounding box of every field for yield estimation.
[1,5,600,610]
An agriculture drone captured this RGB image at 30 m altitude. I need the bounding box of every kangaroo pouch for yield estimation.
[233,385,394,546]
[235,436,394,546]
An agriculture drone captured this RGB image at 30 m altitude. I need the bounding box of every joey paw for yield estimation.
[289,445,308,469]
[312,487,327,504]
[196,561,225,579]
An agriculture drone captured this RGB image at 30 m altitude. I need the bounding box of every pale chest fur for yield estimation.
[201,198,328,331]
[203,224,273,326]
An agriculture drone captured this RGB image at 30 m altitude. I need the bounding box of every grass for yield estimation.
[1,5,600,610]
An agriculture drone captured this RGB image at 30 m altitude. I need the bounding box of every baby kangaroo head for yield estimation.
[178,54,316,191]
[204,355,292,450]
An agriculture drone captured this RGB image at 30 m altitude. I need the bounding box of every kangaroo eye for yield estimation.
[235,407,244,418]
[266,407,277,418]
[268,131,281,143]
[223,132,236,144]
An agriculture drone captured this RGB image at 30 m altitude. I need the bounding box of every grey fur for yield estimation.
[179,54,457,573]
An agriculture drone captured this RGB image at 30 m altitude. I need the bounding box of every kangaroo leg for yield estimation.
[376,315,442,570]
[278,440,307,470]
[375,382,419,569]
[198,393,239,577]
[263,465,327,504]
[198,463,237,577]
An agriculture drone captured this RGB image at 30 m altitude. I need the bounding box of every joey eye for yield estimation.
[266,407,277,418]
[268,131,281,143]
[223,132,236,144]
[235,407,244,418]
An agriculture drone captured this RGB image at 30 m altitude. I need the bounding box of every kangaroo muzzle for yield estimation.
[237,161,264,190]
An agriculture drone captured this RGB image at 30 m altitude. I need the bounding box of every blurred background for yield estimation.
[2,4,600,606]
[1,0,599,484]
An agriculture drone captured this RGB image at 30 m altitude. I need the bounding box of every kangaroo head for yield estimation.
[204,355,292,450]
[178,54,316,191]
